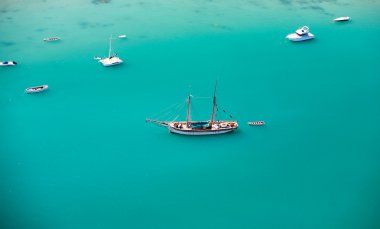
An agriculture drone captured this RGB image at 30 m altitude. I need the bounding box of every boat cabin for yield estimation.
[295,26,310,36]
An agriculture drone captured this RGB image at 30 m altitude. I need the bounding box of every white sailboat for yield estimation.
[98,35,123,67]
[147,83,238,136]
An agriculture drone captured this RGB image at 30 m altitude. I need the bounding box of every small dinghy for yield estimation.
[94,56,102,60]
[286,26,314,42]
[0,61,17,66]
[248,121,265,126]
[334,16,350,22]
[26,85,48,94]
[118,34,127,39]
[43,37,61,42]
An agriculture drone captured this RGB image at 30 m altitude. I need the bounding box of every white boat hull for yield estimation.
[26,85,49,94]
[248,121,265,126]
[334,17,350,22]
[167,121,238,136]
[169,126,235,135]
[286,33,314,41]
[99,57,123,67]
[0,61,17,66]
[43,37,61,42]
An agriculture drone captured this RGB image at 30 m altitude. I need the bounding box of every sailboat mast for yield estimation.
[210,81,217,124]
[186,95,191,127]
[108,35,112,58]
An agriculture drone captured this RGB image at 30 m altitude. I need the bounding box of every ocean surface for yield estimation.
[1,0,380,228]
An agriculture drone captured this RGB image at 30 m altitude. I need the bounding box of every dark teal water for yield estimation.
[1,1,380,228]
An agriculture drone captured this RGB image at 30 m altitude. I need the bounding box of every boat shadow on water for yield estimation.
[25,91,50,96]
[99,62,125,69]
[333,20,353,26]
[287,38,317,45]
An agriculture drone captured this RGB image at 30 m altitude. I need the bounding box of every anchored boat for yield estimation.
[43,37,61,42]
[248,121,265,126]
[334,17,351,22]
[286,26,314,42]
[147,82,238,136]
[26,85,48,94]
[98,35,123,67]
[334,16,350,22]
[0,61,17,66]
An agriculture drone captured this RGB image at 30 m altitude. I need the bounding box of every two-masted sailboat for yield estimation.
[98,35,123,67]
[147,83,238,135]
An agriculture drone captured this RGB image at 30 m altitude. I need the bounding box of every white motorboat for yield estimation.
[334,16,350,22]
[43,37,61,42]
[0,61,17,66]
[98,35,123,67]
[25,85,48,94]
[286,26,314,42]
[118,35,127,39]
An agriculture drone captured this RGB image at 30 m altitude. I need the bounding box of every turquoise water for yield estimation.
[1,0,380,228]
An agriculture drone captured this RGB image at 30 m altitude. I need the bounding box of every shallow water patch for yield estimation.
[0,41,15,47]
[91,0,111,5]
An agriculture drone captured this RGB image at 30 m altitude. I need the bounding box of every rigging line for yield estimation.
[157,104,184,121]
[162,99,186,114]
[171,114,180,122]
[216,105,234,120]
[149,100,185,120]
[163,102,184,116]
[173,102,186,118]
[159,101,184,114]
[165,102,186,122]
[167,112,180,122]
[169,102,186,117]
[149,102,181,119]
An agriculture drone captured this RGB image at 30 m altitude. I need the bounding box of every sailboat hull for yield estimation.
[168,121,238,136]
[168,127,235,135]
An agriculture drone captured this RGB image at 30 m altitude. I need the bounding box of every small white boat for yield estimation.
[26,85,49,94]
[286,26,314,42]
[0,61,17,66]
[334,16,350,22]
[98,35,123,67]
[118,35,127,39]
[43,37,61,42]
[94,56,102,60]
[248,121,265,126]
